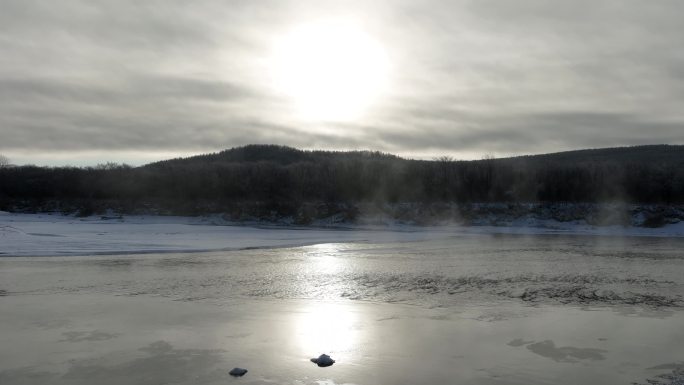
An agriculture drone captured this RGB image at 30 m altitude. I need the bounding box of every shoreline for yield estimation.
[2,211,684,257]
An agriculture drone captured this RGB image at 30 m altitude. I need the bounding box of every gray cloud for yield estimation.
[1,0,683,165]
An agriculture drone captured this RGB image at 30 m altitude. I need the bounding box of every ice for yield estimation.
[229,367,248,376]
[311,354,335,367]
[1,212,684,257]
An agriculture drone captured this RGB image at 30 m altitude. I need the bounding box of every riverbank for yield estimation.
[2,211,684,257]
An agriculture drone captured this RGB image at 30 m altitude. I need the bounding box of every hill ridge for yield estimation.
[145,143,684,167]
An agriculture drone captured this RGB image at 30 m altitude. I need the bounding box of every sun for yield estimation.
[271,21,389,122]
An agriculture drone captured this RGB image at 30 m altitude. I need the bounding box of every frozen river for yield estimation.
[1,233,684,384]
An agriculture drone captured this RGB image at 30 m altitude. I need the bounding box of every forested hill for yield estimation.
[145,145,400,167]
[147,144,683,168]
[509,144,684,165]
[1,144,683,217]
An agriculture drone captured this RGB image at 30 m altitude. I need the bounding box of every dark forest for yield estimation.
[1,144,683,217]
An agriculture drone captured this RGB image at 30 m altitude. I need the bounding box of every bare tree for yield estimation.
[0,154,9,168]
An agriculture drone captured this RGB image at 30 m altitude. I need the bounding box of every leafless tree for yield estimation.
[0,154,9,168]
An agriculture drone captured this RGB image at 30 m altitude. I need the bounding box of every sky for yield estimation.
[1,0,683,166]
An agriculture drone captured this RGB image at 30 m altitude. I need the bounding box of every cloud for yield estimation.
[1,0,683,164]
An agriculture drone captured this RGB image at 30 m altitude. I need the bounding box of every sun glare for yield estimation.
[294,302,359,356]
[271,21,389,121]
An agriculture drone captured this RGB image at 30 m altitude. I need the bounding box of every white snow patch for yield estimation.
[1,213,683,257]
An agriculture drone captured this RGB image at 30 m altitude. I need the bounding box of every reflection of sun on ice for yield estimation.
[271,20,389,121]
[293,245,359,358]
[295,302,359,357]
[306,243,344,275]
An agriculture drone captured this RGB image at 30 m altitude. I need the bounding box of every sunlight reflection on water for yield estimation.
[294,244,360,357]
[304,243,346,275]
[293,302,360,357]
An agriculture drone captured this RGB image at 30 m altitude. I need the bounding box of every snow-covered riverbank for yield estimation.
[2,212,684,257]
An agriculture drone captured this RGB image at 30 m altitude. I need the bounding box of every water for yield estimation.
[3,233,683,308]
[1,233,684,384]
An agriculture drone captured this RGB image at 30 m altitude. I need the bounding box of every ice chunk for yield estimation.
[310,354,335,367]
[229,367,248,376]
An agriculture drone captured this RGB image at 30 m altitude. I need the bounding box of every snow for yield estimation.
[1,212,684,257]
[0,213,449,257]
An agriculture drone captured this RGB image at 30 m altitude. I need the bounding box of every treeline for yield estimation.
[1,144,683,215]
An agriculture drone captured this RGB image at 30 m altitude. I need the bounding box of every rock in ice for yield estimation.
[310,354,335,367]
[229,367,248,376]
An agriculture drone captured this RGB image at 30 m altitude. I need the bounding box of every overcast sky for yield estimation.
[1,0,683,166]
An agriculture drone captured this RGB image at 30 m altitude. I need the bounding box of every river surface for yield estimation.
[1,233,684,384]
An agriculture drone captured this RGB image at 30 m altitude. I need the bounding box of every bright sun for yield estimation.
[271,21,389,121]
